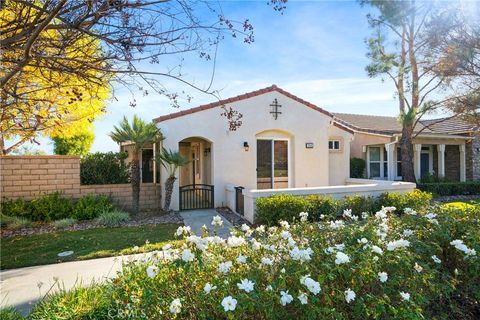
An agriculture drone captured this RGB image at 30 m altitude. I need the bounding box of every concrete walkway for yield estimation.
[180,209,232,238]
[0,254,139,315]
[0,209,232,315]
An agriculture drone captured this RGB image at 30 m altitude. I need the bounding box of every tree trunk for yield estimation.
[400,125,416,182]
[163,175,177,212]
[130,154,141,214]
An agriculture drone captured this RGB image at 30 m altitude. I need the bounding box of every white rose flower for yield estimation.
[169,298,182,314]
[280,290,294,306]
[211,215,224,227]
[403,229,414,237]
[387,239,410,251]
[236,254,247,264]
[237,279,255,293]
[241,224,250,232]
[218,261,233,273]
[302,277,321,295]
[221,296,237,312]
[298,292,308,304]
[357,238,368,244]
[203,283,217,294]
[181,249,195,262]
[378,272,388,283]
[299,211,309,222]
[146,265,158,279]
[345,288,356,303]
[404,208,417,215]
[227,236,246,247]
[414,262,423,273]
[335,251,350,265]
[371,245,383,255]
[261,257,273,266]
[400,291,410,301]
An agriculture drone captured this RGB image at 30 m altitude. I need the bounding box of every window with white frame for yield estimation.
[328,140,340,150]
[369,147,381,178]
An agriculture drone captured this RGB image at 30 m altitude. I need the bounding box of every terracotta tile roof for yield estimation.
[332,113,407,135]
[333,112,478,136]
[420,117,479,134]
[153,84,333,123]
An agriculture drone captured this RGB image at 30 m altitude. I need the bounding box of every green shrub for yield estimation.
[350,157,366,178]
[29,285,113,320]
[304,195,339,220]
[256,194,309,225]
[342,194,377,215]
[73,195,114,220]
[0,307,24,320]
[96,210,130,227]
[417,181,480,196]
[0,198,31,218]
[1,215,32,229]
[377,189,432,215]
[28,205,480,319]
[52,218,77,229]
[80,152,130,185]
[1,193,115,222]
[30,192,74,222]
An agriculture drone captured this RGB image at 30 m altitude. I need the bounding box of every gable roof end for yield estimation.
[153,84,333,123]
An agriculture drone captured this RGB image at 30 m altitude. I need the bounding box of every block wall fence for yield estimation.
[0,155,161,211]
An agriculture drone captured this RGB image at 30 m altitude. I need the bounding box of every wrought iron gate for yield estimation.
[179,184,214,210]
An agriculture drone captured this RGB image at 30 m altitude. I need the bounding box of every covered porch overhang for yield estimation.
[363,134,470,182]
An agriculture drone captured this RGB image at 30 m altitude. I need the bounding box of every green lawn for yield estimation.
[1,224,180,270]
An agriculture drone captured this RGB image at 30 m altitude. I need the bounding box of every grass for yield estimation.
[0,223,180,270]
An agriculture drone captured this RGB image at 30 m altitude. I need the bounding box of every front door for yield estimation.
[141,149,154,183]
[420,152,430,179]
[256,139,288,189]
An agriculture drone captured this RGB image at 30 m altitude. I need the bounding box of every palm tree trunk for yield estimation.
[164,175,176,211]
[131,154,141,214]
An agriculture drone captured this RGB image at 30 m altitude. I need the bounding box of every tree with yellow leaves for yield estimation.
[0,1,109,154]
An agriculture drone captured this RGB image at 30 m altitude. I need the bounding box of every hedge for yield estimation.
[256,190,432,225]
[80,152,130,185]
[0,192,114,222]
[417,181,480,196]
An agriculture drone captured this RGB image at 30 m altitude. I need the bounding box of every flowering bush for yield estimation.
[30,203,479,319]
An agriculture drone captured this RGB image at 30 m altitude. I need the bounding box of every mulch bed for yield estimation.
[1,212,183,238]
[216,207,252,227]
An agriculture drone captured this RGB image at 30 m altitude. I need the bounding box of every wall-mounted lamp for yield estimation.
[203,147,211,156]
[243,141,250,152]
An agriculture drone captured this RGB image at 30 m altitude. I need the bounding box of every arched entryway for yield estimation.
[178,137,214,210]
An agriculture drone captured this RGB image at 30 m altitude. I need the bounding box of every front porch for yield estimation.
[365,137,468,182]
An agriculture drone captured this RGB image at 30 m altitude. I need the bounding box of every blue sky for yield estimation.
[40,0,402,153]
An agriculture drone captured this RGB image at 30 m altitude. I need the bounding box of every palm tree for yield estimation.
[110,115,161,214]
[156,148,190,211]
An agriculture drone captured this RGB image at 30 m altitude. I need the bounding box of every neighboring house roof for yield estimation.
[154,84,333,122]
[420,117,479,134]
[333,112,478,136]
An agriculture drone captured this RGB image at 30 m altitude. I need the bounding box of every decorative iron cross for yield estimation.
[269,98,282,120]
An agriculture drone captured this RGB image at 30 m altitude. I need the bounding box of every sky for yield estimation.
[37,0,403,153]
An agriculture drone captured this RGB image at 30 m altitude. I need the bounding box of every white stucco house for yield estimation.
[122,85,415,222]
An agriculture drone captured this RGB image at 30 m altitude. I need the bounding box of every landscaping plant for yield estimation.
[80,152,130,185]
[96,210,130,227]
[28,204,479,319]
[156,148,190,211]
[52,218,77,229]
[109,115,162,213]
